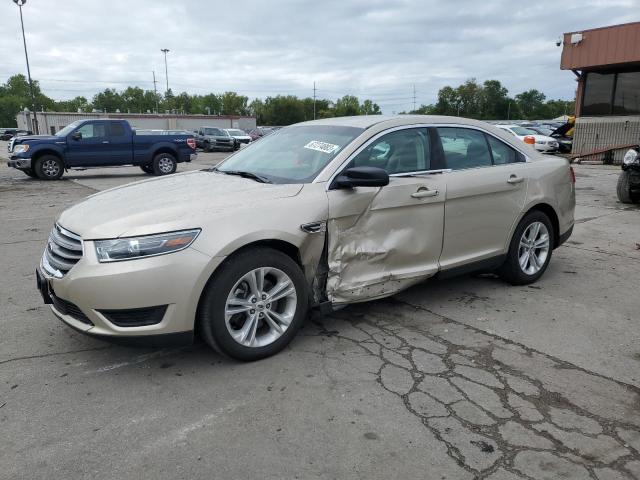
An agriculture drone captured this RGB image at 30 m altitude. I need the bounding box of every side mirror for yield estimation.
[72,131,82,140]
[334,166,389,189]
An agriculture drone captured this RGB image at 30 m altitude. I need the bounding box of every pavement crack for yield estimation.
[0,346,112,366]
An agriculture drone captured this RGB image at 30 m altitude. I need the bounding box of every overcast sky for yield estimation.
[0,0,637,112]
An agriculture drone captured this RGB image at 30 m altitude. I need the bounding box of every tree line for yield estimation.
[1,74,573,129]
[406,79,574,120]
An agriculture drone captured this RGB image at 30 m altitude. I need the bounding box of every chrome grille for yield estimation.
[42,224,83,278]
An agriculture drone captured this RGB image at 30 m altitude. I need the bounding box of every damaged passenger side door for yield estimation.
[325,127,447,304]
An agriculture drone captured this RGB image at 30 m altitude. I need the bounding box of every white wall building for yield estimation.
[16,111,257,135]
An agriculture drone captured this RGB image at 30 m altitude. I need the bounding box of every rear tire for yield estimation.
[616,171,638,204]
[152,153,177,176]
[198,247,308,361]
[498,210,554,285]
[34,155,64,180]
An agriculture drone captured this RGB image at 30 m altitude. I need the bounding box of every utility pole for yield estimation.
[313,81,317,120]
[13,0,38,134]
[412,84,416,112]
[507,101,511,120]
[152,71,159,113]
[161,48,170,94]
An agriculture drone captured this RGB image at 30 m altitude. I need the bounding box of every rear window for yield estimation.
[109,123,126,136]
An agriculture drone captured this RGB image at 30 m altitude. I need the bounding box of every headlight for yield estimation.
[95,229,200,262]
[623,149,639,166]
[13,144,29,153]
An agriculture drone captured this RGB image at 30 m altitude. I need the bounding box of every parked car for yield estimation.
[526,126,573,153]
[248,126,280,141]
[35,115,575,361]
[617,146,640,203]
[1,128,32,141]
[195,126,235,152]
[6,119,196,179]
[496,125,559,152]
[225,129,252,149]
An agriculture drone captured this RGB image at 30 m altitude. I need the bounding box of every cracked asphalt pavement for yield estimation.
[1,148,639,479]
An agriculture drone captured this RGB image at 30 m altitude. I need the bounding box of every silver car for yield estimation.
[36,115,575,361]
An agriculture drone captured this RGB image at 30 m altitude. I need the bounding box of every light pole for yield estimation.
[13,0,38,134]
[161,48,170,94]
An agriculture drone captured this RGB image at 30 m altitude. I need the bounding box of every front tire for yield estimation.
[34,155,64,180]
[198,247,308,361]
[498,210,554,285]
[152,153,177,176]
[617,171,638,204]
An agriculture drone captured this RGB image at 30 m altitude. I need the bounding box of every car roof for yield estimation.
[297,115,514,131]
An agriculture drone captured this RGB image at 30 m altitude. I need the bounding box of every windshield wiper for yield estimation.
[216,169,272,184]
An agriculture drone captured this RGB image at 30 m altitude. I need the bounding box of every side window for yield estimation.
[351,128,431,175]
[109,123,126,137]
[436,127,492,170]
[76,122,107,139]
[486,135,525,165]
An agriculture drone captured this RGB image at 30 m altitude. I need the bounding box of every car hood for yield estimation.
[57,170,303,239]
[14,135,58,143]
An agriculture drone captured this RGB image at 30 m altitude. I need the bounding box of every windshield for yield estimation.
[510,126,538,136]
[533,127,553,136]
[203,128,225,136]
[217,125,363,184]
[55,121,83,137]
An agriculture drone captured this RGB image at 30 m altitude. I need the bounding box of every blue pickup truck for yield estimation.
[6,119,197,180]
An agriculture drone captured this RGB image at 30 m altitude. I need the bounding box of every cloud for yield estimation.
[0,0,637,112]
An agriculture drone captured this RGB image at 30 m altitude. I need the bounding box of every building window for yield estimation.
[582,71,640,116]
[613,72,640,115]
[582,72,616,116]
[50,126,56,135]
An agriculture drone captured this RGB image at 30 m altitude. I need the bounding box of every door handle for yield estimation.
[102,140,110,144]
[507,175,524,184]
[411,189,438,198]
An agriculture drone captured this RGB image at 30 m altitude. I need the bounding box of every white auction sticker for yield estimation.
[304,140,339,154]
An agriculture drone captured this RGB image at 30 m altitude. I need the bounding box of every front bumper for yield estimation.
[37,242,224,342]
[7,157,32,169]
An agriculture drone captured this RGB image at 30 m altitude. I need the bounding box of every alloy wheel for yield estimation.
[518,221,550,275]
[158,157,174,174]
[224,267,297,348]
[42,159,60,177]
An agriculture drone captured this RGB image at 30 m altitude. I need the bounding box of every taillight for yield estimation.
[569,166,576,184]
[187,137,196,150]
[524,136,535,145]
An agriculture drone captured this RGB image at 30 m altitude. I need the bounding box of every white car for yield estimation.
[497,125,559,153]
[225,129,252,149]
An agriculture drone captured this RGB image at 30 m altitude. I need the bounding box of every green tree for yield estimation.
[360,99,381,115]
[0,74,54,126]
[456,78,482,117]
[481,80,510,119]
[334,95,360,116]
[433,86,459,116]
[92,88,124,113]
[515,89,547,119]
[260,95,305,125]
[54,96,90,113]
[220,91,249,115]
